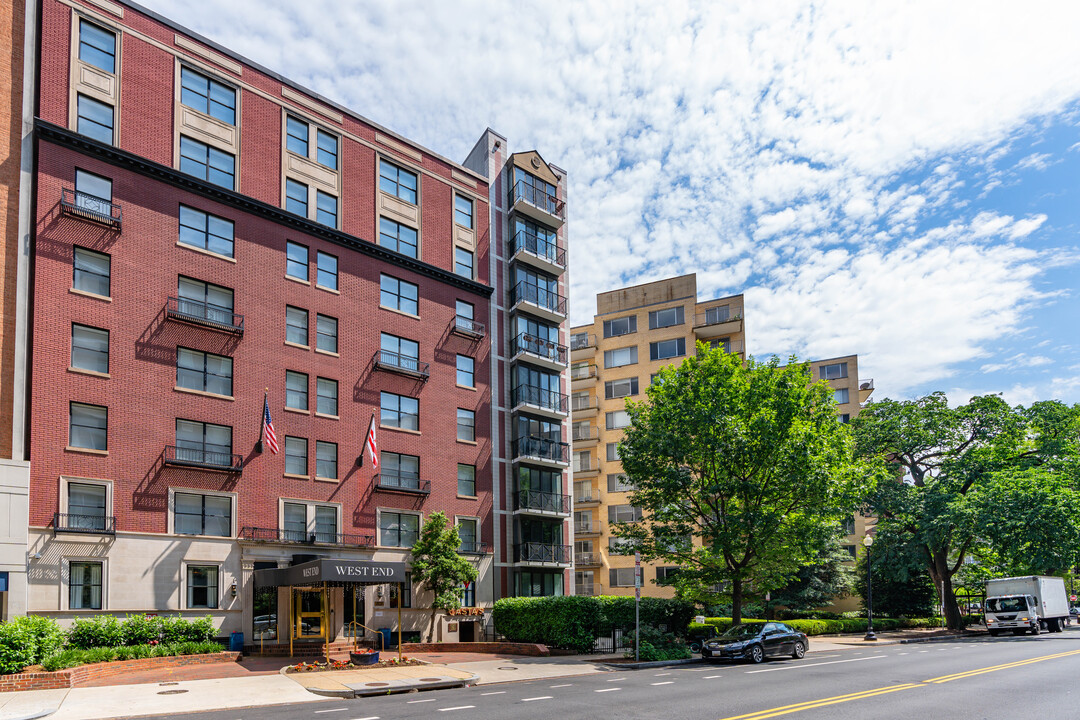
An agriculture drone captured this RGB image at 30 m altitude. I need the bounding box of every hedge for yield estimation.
[41,641,222,671]
[689,615,982,637]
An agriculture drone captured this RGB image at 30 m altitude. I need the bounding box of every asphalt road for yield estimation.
[131,632,1080,720]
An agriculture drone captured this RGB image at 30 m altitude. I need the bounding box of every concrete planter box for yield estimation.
[0,652,241,692]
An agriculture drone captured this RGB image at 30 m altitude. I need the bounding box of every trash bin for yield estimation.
[378,628,393,650]
[229,631,244,652]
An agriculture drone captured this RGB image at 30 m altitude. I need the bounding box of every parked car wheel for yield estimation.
[988,629,1000,637]
[747,644,765,664]
[689,640,703,654]
[791,641,806,659]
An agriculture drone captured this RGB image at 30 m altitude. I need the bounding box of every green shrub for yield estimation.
[159,615,215,644]
[492,596,602,652]
[628,627,691,661]
[121,614,163,645]
[42,648,89,672]
[597,597,695,635]
[0,621,37,674]
[67,615,124,649]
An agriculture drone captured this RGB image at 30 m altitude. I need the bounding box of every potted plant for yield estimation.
[350,648,380,665]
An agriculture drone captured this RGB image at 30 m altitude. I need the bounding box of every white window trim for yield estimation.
[181,559,224,610]
[167,487,238,537]
[375,507,423,549]
[58,475,114,517]
[454,514,481,548]
[277,498,341,536]
[64,556,108,611]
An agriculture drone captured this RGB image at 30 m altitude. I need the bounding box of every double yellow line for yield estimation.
[719,647,1080,720]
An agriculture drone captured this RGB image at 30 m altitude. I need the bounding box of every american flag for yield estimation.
[365,413,379,470]
[262,396,279,454]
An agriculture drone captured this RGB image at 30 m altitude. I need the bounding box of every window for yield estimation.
[174,492,231,536]
[315,505,337,541]
[844,545,857,559]
[285,179,308,217]
[604,377,638,399]
[609,568,635,587]
[284,436,307,475]
[458,517,479,552]
[79,19,115,73]
[316,314,338,353]
[606,442,620,461]
[454,195,473,229]
[458,464,476,496]
[285,370,308,411]
[283,502,307,542]
[603,315,636,338]
[179,136,235,189]
[608,536,635,552]
[316,377,338,416]
[316,129,338,169]
[75,169,111,203]
[177,348,232,396]
[316,251,338,290]
[650,338,686,361]
[454,247,474,278]
[457,408,475,442]
[71,324,109,374]
[379,218,418,258]
[177,277,235,326]
[77,94,113,145]
[456,355,475,387]
[839,413,851,423]
[286,115,308,156]
[841,516,856,535]
[572,451,592,473]
[379,160,418,204]
[179,206,234,258]
[606,410,631,430]
[70,402,106,450]
[381,391,419,431]
[186,565,219,609]
[316,191,337,227]
[456,300,474,325]
[380,511,420,548]
[834,388,850,404]
[285,305,308,345]
[175,419,233,468]
[390,571,412,608]
[285,241,308,280]
[609,505,643,523]
[649,306,684,329]
[381,333,420,372]
[656,567,681,582]
[181,66,235,124]
[316,441,337,480]
[382,452,420,489]
[604,346,637,369]
[68,482,107,529]
[821,362,848,380]
[607,474,634,492]
[380,274,418,315]
[73,247,110,297]
[517,570,563,597]
[70,561,103,609]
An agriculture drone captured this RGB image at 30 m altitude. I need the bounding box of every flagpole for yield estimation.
[257,389,267,453]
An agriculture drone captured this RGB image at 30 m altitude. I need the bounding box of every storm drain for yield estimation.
[364,682,390,687]
[420,678,443,682]
[498,666,519,671]
[157,689,188,695]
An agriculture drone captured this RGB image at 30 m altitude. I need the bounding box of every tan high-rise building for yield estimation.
[569,274,873,601]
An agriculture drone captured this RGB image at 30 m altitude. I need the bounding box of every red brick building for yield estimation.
[23,0,521,645]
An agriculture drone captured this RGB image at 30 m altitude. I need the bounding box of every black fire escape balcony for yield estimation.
[60,188,122,228]
[53,512,116,535]
[164,444,243,471]
[372,350,430,380]
[451,315,486,339]
[166,297,244,335]
[374,472,431,495]
[238,526,375,547]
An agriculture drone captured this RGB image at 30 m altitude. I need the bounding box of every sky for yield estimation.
[139,0,1080,406]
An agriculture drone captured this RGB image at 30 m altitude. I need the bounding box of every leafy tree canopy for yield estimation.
[410,511,478,642]
[771,532,856,615]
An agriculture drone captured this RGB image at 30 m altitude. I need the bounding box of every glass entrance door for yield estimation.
[294,589,324,639]
[344,586,365,637]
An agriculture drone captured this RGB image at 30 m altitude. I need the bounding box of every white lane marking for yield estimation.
[480,691,505,696]
[704,675,722,679]
[919,650,930,653]
[654,672,672,676]
[407,698,437,703]
[522,696,553,702]
[550,683,573,688]
[351,717,380,720]
[595,688,621,692]
[315,710,350,714]
[806,654,840,659]
[898,652,909,655]
[745,655,888,674]
[438,707,476,712]
[651,681,675,686]
[606,677,626,682]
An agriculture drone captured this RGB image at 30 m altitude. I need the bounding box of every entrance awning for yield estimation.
[254,559,408,589]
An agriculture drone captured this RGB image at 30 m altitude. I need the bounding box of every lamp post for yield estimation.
[863,535,877,641]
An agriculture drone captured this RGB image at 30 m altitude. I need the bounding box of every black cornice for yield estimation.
[35,120,493,298]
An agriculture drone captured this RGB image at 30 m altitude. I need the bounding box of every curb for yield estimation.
[1,711,56,720]
[595,658,702,670]
[279,665,478,699]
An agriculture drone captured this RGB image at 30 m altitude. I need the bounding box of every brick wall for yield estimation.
[0,651,241,692]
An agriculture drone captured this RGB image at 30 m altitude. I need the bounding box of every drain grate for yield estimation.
[158,682,178,686]
[364,682,390,687]
[157,689,188,695]
[420,678,443,682]
[498,666,519,671]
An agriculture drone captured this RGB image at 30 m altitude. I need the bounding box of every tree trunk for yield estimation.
[927,549,963,632]
[428,608,438,643]
[731,579,743,624]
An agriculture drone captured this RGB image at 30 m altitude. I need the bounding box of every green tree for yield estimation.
[770,534,855,615]
[853,526,937,618]
[410,512,478,642]
[615,344,870,623]
[853,393,1080,630]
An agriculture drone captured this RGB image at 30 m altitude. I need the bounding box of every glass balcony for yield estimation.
[510,280,566,320]
[513,436,569,465]
[512,384,568,416]
[515,489,571,515]
[508,229,565,272]
[508,180,565,226]
[514,542,571,565]
[511,331,567,367]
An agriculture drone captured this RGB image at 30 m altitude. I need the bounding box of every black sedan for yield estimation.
[700,622,808,664]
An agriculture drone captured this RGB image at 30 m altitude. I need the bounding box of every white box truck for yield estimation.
[984,576,1070,636]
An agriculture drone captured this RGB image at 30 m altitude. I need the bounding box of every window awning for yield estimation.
[253,559,408,589]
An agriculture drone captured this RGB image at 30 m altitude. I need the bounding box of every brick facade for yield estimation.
[0,651,241,692]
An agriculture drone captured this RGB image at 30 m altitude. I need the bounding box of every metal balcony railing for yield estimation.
[374,472,431,494]
[458,541,490,554]
[694,307,741,327]
[573,456,596,473]
[575,521,601,535]
[514,542,571,564]
[508,180,565,221]
[513,436,569,463]
[238,526,375,547]
[60,188,122,228]
[571,364,597,381]
[572,426,598,442]
[571,395,598,412]
[860,379,875,392]
[509,229,566,267]
[166,296,244,334]
[53,512,115,535]
[373,349,430,379]
[574,552,601,566]
[516,489,571,514]
[510,280,566,316]
[452,315,486,338]
[164,444,242,471]
[511,332,567,365]
[570,333,596,351]
[512,384,568,414]
[575,582,602,596]
[575,491,599,504]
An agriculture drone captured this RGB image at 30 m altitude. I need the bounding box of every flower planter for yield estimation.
[350,651,380,665]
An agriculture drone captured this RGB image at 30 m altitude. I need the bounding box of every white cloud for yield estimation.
[980,353,1055,374]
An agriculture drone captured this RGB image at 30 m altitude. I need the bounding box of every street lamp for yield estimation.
[863,535,877,641]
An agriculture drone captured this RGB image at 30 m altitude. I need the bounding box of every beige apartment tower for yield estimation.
[569,274,873,603]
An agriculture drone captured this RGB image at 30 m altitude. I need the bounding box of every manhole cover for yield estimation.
[364,682,390,687]
[158,682,178,686]
[157,689,188,695]
[420,678,443,682]
[498,666,519,671]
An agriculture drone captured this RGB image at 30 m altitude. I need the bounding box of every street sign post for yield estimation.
[635,551,641,662]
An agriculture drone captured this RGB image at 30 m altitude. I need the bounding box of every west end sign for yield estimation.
[254,559,409,588]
